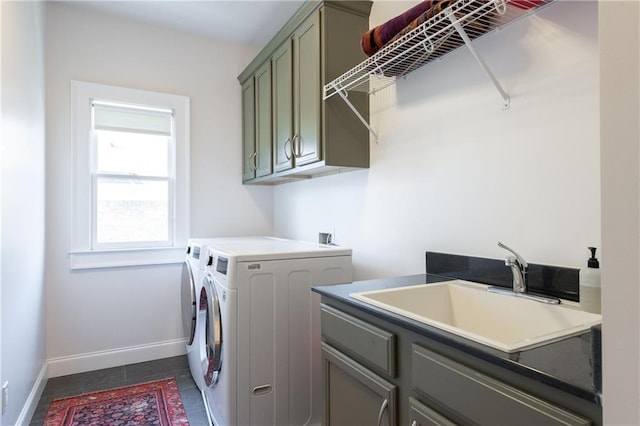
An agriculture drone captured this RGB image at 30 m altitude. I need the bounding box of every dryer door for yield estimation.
[180,261,197,345]
[202,274,223,386]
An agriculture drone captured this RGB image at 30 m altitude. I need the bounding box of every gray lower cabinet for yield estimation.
[412,344,591,426]
[322,343,397,426]
[320,300,601,426]
[320,303,396,376]
[409,397,456,426]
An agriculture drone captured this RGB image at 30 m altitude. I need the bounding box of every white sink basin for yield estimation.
[350,280,602,353]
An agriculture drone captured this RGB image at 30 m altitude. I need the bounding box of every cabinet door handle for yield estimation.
[298,134,305,156]
[292,134,302,157]
[253,152,258,171]
[377,398,389,426]
[249,152,257,171]
[284,138,292,160]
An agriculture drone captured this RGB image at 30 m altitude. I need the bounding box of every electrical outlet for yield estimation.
[2,381,8,415]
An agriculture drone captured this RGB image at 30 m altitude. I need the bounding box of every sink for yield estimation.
[350,280,602,353]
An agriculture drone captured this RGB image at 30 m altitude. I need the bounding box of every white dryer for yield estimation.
[197,237,353,426]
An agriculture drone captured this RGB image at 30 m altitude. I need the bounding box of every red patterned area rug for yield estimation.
[44,377,189,426]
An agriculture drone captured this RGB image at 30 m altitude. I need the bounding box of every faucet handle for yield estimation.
[497,241,528,269]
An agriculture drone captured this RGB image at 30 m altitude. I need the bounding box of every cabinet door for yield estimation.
[409,397,457,426]
[254,62,272,178]
[322,343,397,426]
[293,10,321,167]
[272,40,294,173]
[241,78,256,182]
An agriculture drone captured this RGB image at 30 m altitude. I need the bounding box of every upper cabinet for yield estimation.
[272,40,294,174]
[241,78,256,181]
[241,62,272,180]
[238,1,373,185]
[292,12,321,168]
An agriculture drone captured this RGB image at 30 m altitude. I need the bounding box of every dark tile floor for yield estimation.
[29,355,209,425]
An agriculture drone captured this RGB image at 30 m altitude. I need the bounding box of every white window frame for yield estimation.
[70,81,190,269]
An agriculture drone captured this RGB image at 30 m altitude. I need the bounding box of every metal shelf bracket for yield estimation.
[329,82,380,143]
[322,0,557,139]
[446,7,510,109]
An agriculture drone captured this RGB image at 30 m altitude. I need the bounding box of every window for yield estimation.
[92,102,174,248]
[70,81,190,269]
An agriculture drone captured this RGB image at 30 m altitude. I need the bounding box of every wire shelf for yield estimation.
[323,0,556,100]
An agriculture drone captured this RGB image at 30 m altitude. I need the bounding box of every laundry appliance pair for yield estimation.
[181,236,353,425]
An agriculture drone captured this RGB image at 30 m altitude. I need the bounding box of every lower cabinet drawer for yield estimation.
[409,397,457,426]
[411,344,591,426]
[321,304,396,376]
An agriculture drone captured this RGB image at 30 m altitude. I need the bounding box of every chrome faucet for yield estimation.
[498,241,528,293]
[488,242,561,304]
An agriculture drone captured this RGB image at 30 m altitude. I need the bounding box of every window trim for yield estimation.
[70,80,190,269]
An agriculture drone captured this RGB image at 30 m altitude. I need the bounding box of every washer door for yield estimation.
[202,275,223,386]
[180,261,197,345]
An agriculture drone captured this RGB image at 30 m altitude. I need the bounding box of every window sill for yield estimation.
[69,247,185,270]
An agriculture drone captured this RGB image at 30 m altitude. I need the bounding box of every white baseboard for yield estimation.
[16,362,48,426]
[47,338,188,378]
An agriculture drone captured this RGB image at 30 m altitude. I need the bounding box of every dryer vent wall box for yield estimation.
[181,236,353,426]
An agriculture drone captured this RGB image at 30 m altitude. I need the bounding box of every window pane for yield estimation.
[96,178,169,244]
[96,130,169,176]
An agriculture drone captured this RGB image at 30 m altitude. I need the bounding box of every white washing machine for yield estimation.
[181,239,211,392]
[197,237,352,426]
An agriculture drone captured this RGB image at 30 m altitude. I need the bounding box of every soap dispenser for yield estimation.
[579,247,601,314]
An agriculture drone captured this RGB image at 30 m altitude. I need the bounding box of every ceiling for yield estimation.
[65,1,306,48]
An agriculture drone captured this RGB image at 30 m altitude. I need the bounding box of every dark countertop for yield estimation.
[313,274,602,406]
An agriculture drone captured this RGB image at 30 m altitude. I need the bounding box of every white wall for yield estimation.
[600,1,640,424]
[1,1,47,424]
[275,1,600,279]
[1,1,3,422]
[45,3,273,375]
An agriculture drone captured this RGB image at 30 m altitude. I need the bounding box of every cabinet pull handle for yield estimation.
[284,138,292,160]
[292,134,301,157]
[249,152,257,171]
[253,152,258,171]
[298,134,304,156]
[377,398,388,426]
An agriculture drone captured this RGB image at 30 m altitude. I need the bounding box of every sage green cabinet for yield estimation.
[292,11,321,168]
[272,40,293,173]
[241,78,256,181]
[273,11,321,173]
[241,62,272,181]
[238,1,372,184]
[254,62,273,177]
